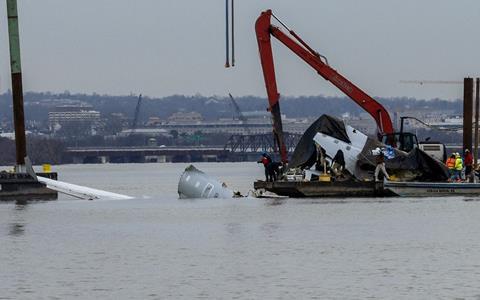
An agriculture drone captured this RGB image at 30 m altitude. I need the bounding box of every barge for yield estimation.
[254,179,394,198]
[0,172,58,201]
[254,179,480,198]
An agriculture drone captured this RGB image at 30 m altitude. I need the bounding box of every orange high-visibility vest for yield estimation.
[446,157,456,169]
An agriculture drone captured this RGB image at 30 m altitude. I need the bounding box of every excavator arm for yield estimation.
[256,10,394,164]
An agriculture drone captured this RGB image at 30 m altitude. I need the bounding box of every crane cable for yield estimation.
[225,0,230,68]
[271,12,329,66]
[231,0,235,67]
[225,0,235,68]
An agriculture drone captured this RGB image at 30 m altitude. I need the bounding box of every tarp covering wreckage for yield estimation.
[288,115,449,182]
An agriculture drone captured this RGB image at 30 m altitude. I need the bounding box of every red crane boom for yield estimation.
[255,10,394,163]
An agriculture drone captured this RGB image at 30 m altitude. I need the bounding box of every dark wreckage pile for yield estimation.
[287,115,449,183]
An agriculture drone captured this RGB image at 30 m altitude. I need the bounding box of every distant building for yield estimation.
[168,112,203,124]
[0,119,9,133]
[0,131,32,140]
[49,105,101,136]
[143,110,312,135]
[146,117,163,127]
[117,128,169,138]
[145,119,308,136]
[344,110,463,135]
[429,115,463,130]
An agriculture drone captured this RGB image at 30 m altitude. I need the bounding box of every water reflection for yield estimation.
[464,197,480,202]
[8,223,25,236]
[15,199,28,206]
[260,222,280,239]
[8,203,27,236]
[225,222,242,235]
[265,198,287,206]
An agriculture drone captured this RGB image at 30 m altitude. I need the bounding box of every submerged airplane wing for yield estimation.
[23,158,133,200]
[37,176,133,200]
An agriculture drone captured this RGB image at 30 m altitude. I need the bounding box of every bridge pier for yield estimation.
[172,154,191,163]
[72,156,84,164]
[84,156,100,164]
[190,154,204,162]
[110,156,127,163]
[127,155,144,163]
[203,155,218,162]
[145,155,167,163]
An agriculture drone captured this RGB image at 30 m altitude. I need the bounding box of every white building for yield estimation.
[49,105,101,135]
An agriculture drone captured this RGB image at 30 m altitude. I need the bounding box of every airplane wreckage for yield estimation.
[252,115,477,198]
[178,115,480,199]
[178,10,480,199]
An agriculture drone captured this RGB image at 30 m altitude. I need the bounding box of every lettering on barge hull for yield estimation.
[426,188,455,193]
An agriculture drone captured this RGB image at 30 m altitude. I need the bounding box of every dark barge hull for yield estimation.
[254,180,396,198]
[383,181,480,197]
[255,180,480,198]
[0,172,58,201]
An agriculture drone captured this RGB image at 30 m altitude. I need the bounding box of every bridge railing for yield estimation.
[223,133,302,153]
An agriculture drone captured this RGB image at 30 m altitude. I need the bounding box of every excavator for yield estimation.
[255,10,423,164]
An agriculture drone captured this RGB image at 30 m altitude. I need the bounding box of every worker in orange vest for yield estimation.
[445,153,456,182]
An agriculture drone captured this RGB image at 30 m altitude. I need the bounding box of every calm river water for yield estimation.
[2,163,480,299]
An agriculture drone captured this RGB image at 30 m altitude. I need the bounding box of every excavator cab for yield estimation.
[381,132,419,153]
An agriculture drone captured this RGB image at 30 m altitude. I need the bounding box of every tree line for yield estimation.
[0,91,463,125]
[0,137,65,166]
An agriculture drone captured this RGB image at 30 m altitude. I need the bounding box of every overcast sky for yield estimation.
[0,0,478,100]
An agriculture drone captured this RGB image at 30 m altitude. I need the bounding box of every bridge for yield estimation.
[65,146,230,163]
[65,133,303,164]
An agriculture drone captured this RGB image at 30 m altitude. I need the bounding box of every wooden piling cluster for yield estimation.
[464,77,480,168]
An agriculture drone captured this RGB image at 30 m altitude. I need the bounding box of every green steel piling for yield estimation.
[6,0,26,166]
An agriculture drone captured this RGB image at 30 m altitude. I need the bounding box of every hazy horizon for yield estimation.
[2,90,464,102]
[0,1,477,100]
